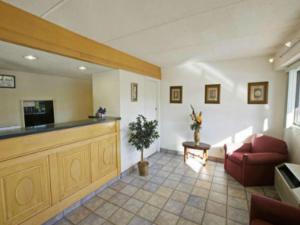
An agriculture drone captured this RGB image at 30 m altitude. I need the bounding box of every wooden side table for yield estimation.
[182,141,211,166]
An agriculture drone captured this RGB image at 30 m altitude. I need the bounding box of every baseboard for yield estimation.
[207,155,224,163]
[160,148,183,155]
[120,150,159,177]
[120,165,137,178]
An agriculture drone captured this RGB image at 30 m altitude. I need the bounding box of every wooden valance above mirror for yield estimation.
[0,1,161,79]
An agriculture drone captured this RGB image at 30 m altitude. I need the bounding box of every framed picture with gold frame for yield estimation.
[248,82,268,104]
[170,86,182,103]
[131,83,138,102]
[205,84,220,104]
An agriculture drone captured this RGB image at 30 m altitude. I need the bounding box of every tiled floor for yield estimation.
[53,152,279,225]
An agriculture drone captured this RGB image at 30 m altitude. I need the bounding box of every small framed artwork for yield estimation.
[248,82,268,104]
[170,86,182,103]
[131,83,138,102]
[205,84,220,104]
[0,74,15,88]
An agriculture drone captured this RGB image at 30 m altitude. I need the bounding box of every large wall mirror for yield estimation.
[0,40,113,129]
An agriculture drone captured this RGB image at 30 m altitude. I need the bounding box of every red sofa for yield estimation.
[250,194,300,225]
[224,135,288,186]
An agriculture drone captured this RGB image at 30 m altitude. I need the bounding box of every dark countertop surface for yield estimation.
[0,117,121,140]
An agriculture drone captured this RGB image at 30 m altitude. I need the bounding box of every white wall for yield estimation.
[92,70,160,172]
[160,56,287,158]
[0,69,93,127]
[92,70,120,116]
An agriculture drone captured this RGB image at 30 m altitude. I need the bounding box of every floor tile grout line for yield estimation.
[199,165,214,225]
[51,152,278,225]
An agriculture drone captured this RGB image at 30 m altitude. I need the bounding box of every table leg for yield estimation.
[184,147,187,163]
[203,149,208,166]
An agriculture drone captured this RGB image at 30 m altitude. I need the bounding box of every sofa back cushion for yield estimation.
[251,135,288,154]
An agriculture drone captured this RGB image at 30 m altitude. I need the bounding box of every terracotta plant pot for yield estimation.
[138,161,149,176]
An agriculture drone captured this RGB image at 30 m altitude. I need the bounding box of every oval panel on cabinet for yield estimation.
[0,156,51,225]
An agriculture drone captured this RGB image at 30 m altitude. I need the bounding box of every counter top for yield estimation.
[0,117,121,140]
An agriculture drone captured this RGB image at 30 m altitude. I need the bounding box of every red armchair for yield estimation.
[250,194,300,225]
[224,135,288,186]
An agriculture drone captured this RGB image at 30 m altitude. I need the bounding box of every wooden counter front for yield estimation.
[0,120,120,225]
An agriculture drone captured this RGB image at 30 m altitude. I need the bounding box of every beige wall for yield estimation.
[92,70,120,117]
[0,69,93,127]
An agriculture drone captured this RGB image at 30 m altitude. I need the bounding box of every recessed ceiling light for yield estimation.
[24,55,37,60]
[269,58,274,63]
[78,66,87,71]
[285,41,292,48]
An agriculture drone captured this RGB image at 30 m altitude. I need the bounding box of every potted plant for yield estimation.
[128,115,159,176]
[190,105,202,145]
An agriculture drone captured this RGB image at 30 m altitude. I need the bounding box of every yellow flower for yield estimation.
[196,113,202,124]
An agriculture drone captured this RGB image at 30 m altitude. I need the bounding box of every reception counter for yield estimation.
[0,117,121,225]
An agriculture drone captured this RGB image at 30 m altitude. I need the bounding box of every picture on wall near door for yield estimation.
[205,84,220,104]
[248,81,268,104]
[131,82,138,102]
[170,86,183,103]
[0,74,15,88]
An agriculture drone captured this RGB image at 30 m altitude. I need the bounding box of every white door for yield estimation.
[144,79,159,157]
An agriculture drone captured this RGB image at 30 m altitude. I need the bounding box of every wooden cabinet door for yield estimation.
[91,135,117,182]
[57,143,91,200]
[0,156,51,225]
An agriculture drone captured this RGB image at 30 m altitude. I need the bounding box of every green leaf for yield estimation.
[128,115,160,152]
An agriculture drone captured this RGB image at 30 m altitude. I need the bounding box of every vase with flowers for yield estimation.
[190,105,202,145]
[96,107,106,118]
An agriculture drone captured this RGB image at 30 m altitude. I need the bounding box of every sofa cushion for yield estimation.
[251,135,288,154]
[228,152,244,164]
[251,219,273,225]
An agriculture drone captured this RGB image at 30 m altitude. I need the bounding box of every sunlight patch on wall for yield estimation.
[263,118,269,132]
[212,136,233,147]
[286,111,295,128]
[176,135,186,152]
[180,61,204,75]
[226,143,244,155]
[195,62,234,89]
[234,126,253,143]
[286,69,298,128]
[236,84,247,99]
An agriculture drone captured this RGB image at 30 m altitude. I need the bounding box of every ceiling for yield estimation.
[0,40,111,79]
[4,0,300,67]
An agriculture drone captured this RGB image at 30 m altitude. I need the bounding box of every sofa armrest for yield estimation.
[243,152,287,165]
[250,194,300,225]
[225,143,251,156]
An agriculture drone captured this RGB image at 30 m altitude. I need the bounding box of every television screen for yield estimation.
[23,100,54,127]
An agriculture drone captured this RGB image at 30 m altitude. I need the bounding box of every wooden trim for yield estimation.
[205,84,221,104]
[0,1,161,79]
[0,122,116,162]
[116,121,121,175]
[247,81,269,104]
